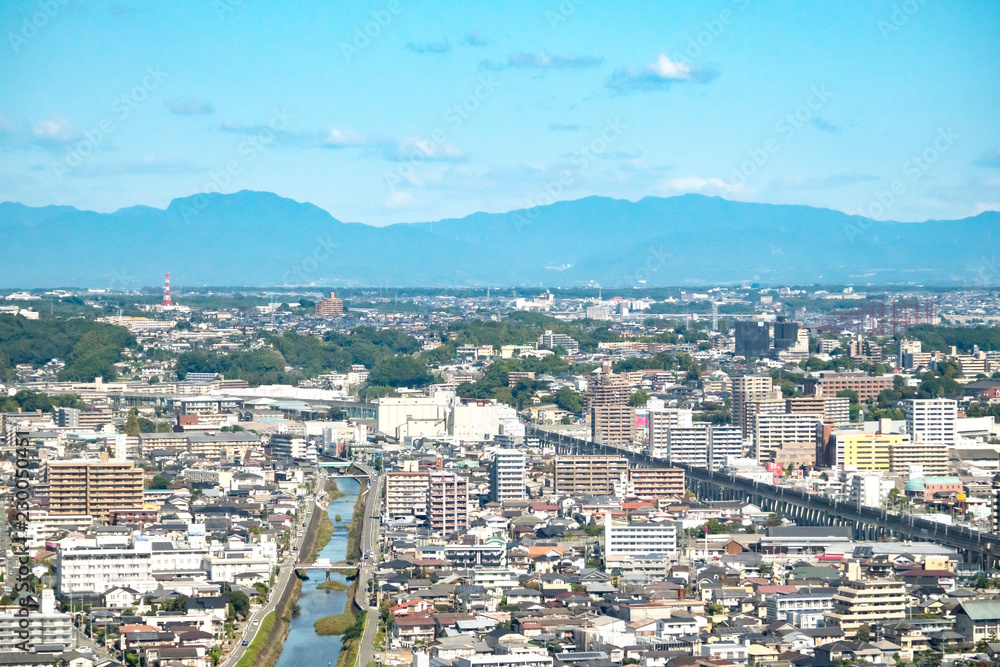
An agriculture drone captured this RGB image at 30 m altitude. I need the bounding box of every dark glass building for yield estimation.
[735,320,770,358]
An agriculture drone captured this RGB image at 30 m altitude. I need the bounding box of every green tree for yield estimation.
[702,519,731,534]
[837,389,860,404]
[224,590,250,619]
[856,623,871,642]
[366,355,432,388]
[555,386,584,413]
[125,411,140,437]
[629,389,650,407]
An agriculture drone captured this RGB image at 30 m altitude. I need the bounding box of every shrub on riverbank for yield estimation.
[314,612,354,636]
[317,580,348,593]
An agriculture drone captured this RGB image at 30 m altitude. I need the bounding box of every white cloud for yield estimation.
[32,117,79,143]
[607,54,718,93]
[482,51,604,70]
[388,138,467,162]
[661,176,745,195]
[648,54,692,81]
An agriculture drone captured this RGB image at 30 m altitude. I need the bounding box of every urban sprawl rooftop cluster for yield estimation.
[1,283,1000,667]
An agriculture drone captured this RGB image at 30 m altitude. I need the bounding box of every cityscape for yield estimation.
[1,3,1000,667]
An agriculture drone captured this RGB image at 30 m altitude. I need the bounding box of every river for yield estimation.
[273,477,360,667]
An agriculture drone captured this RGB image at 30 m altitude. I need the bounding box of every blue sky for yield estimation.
[1,0,998,225]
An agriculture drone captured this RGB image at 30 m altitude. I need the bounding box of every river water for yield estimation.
[274,477,360,667]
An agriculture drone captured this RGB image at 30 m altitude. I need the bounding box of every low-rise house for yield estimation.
[392,612,438,646]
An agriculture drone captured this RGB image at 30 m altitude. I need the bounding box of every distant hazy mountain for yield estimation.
[0,191,996,288]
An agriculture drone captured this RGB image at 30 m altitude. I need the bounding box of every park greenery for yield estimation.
[0,316,134,382]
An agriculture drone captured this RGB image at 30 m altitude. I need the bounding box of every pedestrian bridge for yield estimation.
[294,559,357,573]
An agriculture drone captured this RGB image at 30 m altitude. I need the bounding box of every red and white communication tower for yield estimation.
[162,273,174,307]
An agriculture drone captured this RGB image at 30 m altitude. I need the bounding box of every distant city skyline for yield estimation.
[1,0,998,225]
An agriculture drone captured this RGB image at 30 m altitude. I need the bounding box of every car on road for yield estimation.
[253,620,260,626]
[242,640,249,646]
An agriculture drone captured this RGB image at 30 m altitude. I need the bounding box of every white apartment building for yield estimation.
[648,408,693,430]
[649,424,741,471]
[655,615,702,639]
[0,589,72,652]
[57,536,269,594]
[766,592,835,628]
[57,544,156,594]
[848,473,896,509]
[603,514,678,564]
[25,511,94,549]
[906,399,957,445]
[202,551,272,584]
[537,330,580,354]
[385,470,431,520]
[270,433,317,462]
[490,448,526,503]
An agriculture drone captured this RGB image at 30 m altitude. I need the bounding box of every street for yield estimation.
[351,462,383,667]
[220,474,324,667]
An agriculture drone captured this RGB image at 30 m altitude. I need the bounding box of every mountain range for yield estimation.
[0,191,996,288]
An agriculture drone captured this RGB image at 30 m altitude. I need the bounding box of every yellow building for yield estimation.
[836,433,903,471]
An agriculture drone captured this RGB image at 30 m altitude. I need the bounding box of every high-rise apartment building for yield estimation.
[314,292,344,317]
[53,406,80,428]
[537,330,580,354]
[592,405,636,447]
[385,470,430,520]
[732,375,781,438]
[427,472,469,535]
[905,398,957,445]
[649,424,742,471]
[45,454,144,520]
[753,413,821,466]
[270,433,316,462]
[489,448,526,503]
[553,456,629,495]
[832,432,899,471]
[583,363,632,421]
[898,340,931,370]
